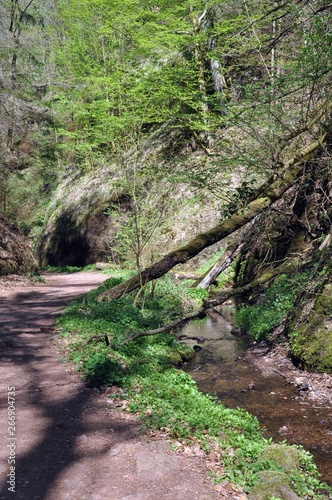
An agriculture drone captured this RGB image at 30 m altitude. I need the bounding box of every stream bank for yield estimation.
[180,313,332,486]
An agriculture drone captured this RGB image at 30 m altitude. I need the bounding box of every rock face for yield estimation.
[0,214,37,275]
[37,169,129,267]
[37,166,221,269]
[289,281,332,373]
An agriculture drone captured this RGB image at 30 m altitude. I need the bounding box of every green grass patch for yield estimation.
[42,264,95,273]
[56,274,330,498]
[100,267,136,280]
[235,273,309,341]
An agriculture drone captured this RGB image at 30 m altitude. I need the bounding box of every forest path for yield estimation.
[0,271,237,500]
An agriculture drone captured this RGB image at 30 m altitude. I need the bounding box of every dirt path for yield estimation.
[0,272,244,500]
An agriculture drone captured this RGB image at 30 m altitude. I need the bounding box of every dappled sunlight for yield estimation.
[0,272,138,499]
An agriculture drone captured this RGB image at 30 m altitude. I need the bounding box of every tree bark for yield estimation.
[98,131,327,302]
[122,258,300,343]
[196,241,244,289]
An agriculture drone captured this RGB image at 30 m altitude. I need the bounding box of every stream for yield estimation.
[180,312,332,486]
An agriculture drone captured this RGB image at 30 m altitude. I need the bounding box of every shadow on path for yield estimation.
[0,272,139,500]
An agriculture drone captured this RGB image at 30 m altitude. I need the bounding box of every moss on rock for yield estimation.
[167,346,195,366]
[262,444,300,471]
[178,345,196,362]
[290,283,332,373]
[249,470,299,500]
[167,351,183,366]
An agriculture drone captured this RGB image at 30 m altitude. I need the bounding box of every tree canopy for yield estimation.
[1,0,331,276]
[50,0,331,170]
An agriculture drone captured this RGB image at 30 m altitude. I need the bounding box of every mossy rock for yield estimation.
[178,346,196,362]
[167,351,183,366]
[249,471,299,500]
[290,283,332,373]
[262,444,300,471]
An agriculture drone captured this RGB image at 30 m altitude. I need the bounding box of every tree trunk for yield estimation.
[196,241,243,289]
[98,131,327,301]
[122,257,301,343]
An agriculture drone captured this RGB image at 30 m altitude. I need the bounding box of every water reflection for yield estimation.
[181,314,332,486]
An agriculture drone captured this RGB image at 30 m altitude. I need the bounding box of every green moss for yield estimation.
[247,196,271,212]
[262,444,300,471]
[178,345,196,362]
[249,471,299,500]
[290,284,332,373]
[167,351,183,366]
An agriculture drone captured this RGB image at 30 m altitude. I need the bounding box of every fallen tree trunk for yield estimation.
[169,272,202,280]
[196,241,244,289]
[121,257,302,343]
[99,133,326,301]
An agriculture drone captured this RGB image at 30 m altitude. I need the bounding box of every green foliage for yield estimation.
[43,265,85,273]
[184,287,209,301]
[220,180,258,219]
[195,250,225,274]
[57,273,330,497]
[41,264,97,273]
[58,275,185,361]
[235,273,308,341]
[50,0,245,166]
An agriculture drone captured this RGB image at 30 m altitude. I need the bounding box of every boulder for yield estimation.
[0,214,37,275]
[249,471,299,500]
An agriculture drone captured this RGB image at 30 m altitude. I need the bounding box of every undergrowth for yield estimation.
[42,264,95,273]
[234,273,309,341]
[56,271,330,498]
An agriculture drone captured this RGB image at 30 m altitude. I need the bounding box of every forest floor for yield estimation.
[0,272,245,500]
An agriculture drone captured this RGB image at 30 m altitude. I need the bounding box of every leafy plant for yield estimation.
[185,287,209,301]
[56,273,331,498]
[235,273,308,341]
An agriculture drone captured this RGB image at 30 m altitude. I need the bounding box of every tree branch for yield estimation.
[75,334,110,350]
[196,240,244,289]
[98,130,328,301]
[121,258,301,344]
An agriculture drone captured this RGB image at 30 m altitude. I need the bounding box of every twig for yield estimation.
[272,368,288,379]
[76,334,110,349]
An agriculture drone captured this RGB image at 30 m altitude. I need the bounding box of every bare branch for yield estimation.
[75,334,110,350]
[121,257,301,344]
[98,125,329,301]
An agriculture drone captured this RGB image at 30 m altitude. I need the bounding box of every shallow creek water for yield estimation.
[180,313,332,486]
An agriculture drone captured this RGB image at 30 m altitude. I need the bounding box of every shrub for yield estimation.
[235,273,308,341]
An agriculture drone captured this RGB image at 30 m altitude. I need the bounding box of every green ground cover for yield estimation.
[56,271,331,498]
